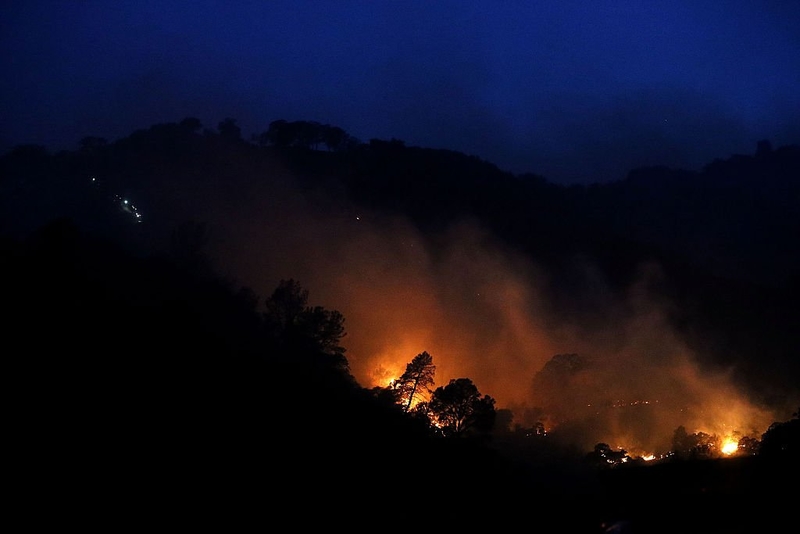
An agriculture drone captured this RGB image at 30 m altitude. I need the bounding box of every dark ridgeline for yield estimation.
[2,118,798,531]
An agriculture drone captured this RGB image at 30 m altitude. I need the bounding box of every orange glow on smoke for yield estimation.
[198,173,787,456]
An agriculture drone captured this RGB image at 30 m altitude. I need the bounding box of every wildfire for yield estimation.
[362,341,773,462]
[720,437,739,455]
[370,364,402,388]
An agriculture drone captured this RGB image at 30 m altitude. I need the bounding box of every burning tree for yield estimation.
[669,425,747,459]
[392,351,436,411]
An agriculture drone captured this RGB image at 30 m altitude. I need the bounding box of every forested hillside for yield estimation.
[3,118,798,531]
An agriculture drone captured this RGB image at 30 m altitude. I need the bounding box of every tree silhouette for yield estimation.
[760,410,800,458]
[670,425,692,458]
[264,278,308,332]
[260,119,355,151]
[217,117,242,142]
[294,120,323,149]
[263,278,347,359]
[79,136,108,153]
[586,442,629,468]
[670,426,723,459]
[179,117,203,133]
[756,138,773,158]
[263,119,293,147]
[736,435,760,456]
[296,305,347,357]
[322,125,348,151]
[427,378,496,438]
[392,351,436,411]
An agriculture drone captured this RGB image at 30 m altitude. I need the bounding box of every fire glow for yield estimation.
[721,437,740,455]
[326,222,778,454]
[191,169,785,458]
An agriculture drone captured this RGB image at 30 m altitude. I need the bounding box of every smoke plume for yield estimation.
[143,154,780,454]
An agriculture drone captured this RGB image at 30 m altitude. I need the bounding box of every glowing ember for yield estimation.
[721,438,739,455]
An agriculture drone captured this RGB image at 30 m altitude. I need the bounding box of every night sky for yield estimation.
[2,0,799,184]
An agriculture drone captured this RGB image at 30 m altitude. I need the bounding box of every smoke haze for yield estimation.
[141,154,780,454]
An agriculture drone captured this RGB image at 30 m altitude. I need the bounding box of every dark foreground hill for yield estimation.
[3,216,797,533]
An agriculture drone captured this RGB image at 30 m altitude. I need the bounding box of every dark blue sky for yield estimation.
[2,0,799,184]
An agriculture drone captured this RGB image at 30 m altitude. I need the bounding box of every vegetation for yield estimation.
[2,116,798,530]
[389,350,436,411]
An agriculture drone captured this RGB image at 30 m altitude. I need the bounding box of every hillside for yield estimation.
[2,119,799,531]
[2,119,798,411]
